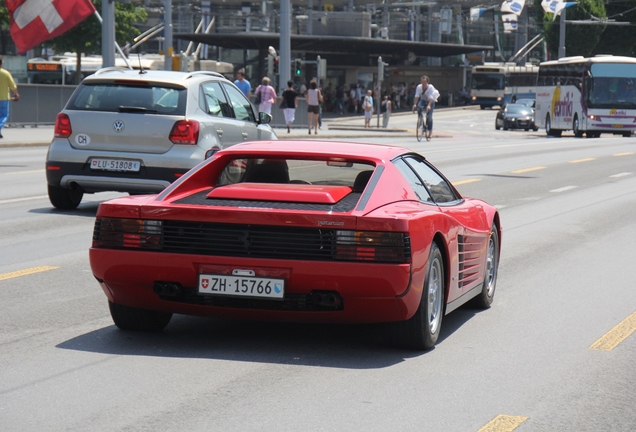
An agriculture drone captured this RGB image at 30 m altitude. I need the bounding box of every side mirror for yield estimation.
[259,112,272,124]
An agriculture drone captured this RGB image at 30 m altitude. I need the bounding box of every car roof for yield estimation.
[83,68,229,86]
[219,141,412,163]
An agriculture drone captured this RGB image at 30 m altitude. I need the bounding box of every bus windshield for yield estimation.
[588,63,636,109]
[471,73,504,90]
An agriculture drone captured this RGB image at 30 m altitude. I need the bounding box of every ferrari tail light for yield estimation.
[54,113,72,138]
[335,230,411,263]
[169,120,200,145]
[93,218,162,250]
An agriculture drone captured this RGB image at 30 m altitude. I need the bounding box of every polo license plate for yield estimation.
[90,158,141,172]
[199,274,285,299]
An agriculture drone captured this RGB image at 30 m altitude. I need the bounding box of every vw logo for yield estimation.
[113,120,125,132]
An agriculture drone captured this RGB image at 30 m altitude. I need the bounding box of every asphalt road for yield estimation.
[1,108,635,431]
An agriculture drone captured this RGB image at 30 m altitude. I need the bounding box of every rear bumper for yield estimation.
[46,160,187,193]
[89,248,420,323]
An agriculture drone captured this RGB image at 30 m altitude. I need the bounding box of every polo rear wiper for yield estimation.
[118,106,158,113]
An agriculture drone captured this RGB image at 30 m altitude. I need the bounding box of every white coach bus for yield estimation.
[535,55,636,138]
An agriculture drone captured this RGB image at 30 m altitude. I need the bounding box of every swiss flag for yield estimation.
[7,0,97,54]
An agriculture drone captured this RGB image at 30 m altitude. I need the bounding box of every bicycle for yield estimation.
[415,106,430,142]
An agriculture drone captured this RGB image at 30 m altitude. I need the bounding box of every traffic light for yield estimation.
[294,59,302,76]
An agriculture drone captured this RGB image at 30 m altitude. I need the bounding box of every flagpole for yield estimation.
[94,10,132,69]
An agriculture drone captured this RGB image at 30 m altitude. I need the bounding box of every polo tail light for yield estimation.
[169,120,200,145]
[54,113,72,138]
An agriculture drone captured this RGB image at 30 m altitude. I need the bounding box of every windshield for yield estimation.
[587,63,636,109]
[506,105,532,114]
[471,73,504,90]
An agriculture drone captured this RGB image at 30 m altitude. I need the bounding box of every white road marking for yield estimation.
[610,172,632,178]
[0,195,48,205]
[550,186,577,193]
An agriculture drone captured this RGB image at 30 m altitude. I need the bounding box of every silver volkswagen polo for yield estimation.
[46,68,276,209]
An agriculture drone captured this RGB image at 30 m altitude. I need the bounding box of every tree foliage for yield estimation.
[541,0,606,58]
[592,2,636,56]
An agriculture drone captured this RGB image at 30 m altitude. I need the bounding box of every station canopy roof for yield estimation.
[174,32,492,58]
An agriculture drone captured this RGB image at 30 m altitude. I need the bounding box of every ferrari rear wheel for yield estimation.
[470,224,499,309]
[108,300,172,332]
[389,243,444,350]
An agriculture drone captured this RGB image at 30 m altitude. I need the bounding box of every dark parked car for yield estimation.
[495,103,538,131]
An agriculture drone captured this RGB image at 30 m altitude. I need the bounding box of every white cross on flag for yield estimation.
[7,0,96,54]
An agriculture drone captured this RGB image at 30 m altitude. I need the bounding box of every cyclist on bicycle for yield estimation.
[412,75,440,140]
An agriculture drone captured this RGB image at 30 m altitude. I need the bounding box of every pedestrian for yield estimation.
[336,85,345,115]
[381,94,392,128]
[254,77,277,115]
[412,75,440,140]
[280,80,298,133]
[306,79,322,135]
[234,68,251,98]
[363,89,374,128]
[0,57,19,138]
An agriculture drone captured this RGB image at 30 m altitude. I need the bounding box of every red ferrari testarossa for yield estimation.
[90,141,501,350]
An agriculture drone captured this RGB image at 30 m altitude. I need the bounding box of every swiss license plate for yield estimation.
[90,158,141,172]
[199,274,285,299]
[612,124,623,129]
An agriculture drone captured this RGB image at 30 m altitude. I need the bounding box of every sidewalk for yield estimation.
[0,109,453,148]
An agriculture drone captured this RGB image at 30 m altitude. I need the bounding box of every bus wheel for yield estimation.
[573,115,583,138]
[623,132,632,138]
[546,115,561,137]
[480,105,486,110]
[545,115,553,136]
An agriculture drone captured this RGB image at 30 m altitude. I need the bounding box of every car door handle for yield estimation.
[242,132,248,139]
[216,128,223,137]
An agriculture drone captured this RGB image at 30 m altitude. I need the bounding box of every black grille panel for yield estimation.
[93,219,412,263]
[162,221,336,260]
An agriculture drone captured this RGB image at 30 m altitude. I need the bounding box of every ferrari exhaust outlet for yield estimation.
[311,291,342,308]
[153,281,183,297]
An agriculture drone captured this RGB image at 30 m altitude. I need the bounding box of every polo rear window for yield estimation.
[66,82,187,115]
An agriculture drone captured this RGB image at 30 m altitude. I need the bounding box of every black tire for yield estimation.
[470,224,500,309]
[623,132,632,138]
[416,116,424,142]
[573,115,583,138]
[546,115,562,137]
[109,300,172,332]
[388,243,444,350]
[495,123,501,130]
[503,122,509,131]
[480,105,486,110]
[48,184,83,210]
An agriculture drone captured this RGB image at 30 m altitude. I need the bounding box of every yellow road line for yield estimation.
[453,178,482,186]
[569,158,596,164]
[589,311,636,351]
[613,152,634,157]
[0,266,59,281]
[478,415,528,432]
[511,166,545,174]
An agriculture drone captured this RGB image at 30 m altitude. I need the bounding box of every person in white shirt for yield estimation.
[412,75,440,140]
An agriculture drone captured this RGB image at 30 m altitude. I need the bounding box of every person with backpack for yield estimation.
[363,89,374,128]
